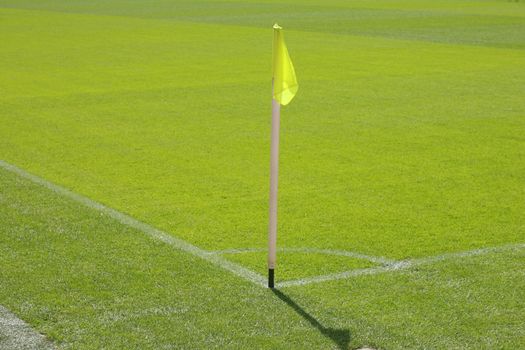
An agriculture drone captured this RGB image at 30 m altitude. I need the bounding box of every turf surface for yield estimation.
[1,0,524,348]
[1,165,524,349]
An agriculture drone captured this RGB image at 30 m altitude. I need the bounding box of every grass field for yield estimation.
[1,0,524,348]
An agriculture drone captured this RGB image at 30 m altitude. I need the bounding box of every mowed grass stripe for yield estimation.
[1,0,524,49]
[2,6,523,103]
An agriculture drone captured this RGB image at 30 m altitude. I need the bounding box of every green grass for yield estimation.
[1,0,524,348]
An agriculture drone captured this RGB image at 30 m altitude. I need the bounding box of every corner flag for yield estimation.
[268,24,298,288]
[272,24,298,105]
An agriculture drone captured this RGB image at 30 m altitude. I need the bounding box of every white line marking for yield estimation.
[277,262,411,288]
[0,305,55,350]
[211,247,395,265]
[277,243,525,288]
[0,160,266,287]
[408,243,525,267]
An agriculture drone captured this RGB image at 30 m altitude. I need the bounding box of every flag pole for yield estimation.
[268,91,280,289]
[268,23,297,289]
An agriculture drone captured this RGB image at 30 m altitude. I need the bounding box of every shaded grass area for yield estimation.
[1,0,525,48]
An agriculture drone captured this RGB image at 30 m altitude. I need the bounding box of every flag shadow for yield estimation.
[271,289,351,350]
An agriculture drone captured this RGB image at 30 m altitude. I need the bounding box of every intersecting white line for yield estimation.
[0,160,266,287]
[277,243,525,288]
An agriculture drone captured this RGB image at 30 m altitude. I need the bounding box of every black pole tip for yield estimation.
[268,268,275,288]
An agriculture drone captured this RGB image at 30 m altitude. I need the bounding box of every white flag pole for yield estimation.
[268,91,280,288]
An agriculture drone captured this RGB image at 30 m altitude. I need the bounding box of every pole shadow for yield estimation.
[271,289,351,350]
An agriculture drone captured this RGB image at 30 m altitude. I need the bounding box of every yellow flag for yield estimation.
[272,24,298,105]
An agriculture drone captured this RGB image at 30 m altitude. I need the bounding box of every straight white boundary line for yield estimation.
[0,160,266,287]
[2,159,523,289]
[277,243,525,288]
[0,305,56,350]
